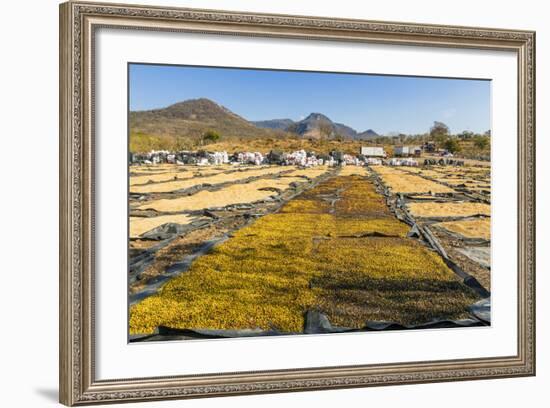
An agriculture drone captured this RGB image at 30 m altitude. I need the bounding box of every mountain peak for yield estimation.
[149,98,248,123]
[252,118,295,131]
[130,98,283,145]
[165,97,223,112]
[130,97,379,149]
[356,128,379,140]
[304,112,331,122]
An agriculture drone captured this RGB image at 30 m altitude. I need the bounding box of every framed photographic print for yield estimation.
[59,1,536,405]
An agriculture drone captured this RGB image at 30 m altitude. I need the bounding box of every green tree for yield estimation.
[473,135,490,150]
[202,130,221,144]
[430,121,450,145]
[443,138,461,154]
[459,130,474,140]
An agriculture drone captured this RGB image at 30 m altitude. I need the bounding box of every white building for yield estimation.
[394,145,422,157]
[394,145,410,156]
[360,146,385,158]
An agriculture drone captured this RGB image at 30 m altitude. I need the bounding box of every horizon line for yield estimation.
[129,97,488,136]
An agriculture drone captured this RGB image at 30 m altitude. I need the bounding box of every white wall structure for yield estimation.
[361,146,386,157]
[0,1,547,407]
[394,146,410,156]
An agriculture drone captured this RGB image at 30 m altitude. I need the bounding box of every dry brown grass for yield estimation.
[129,214,195,238]
[205,138,367,156]
[137,177,307,212]
[407,202,491,218]
[435,218,491,240]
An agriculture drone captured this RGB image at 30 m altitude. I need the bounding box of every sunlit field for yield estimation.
[130,173,481,335]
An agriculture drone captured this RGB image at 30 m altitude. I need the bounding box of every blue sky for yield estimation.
[129,63,491,135]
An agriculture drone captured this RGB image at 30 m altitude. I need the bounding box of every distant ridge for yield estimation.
[357,129,379,139]
[130,98,285,141]
[130,98,379,151]
[252,118,294,131]
[255,112,379,140]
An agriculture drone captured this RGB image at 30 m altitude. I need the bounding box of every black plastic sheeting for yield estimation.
[129,220,212,284]
[468,298,491,323]
[130,310,488,343]
[129,236,228,305]
[443,257,491,299]
[140,220,210,241]
[403,218,490,300]
[130,171,491,343]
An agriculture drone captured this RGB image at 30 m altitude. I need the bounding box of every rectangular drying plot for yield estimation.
[130,170,195,186]
[373,166,455,194]
[281,166,331,178]
[129,166,262,186]
[130,166,297,194]
[394,167,444,179]
[338,165,369,176]
[435,218,491,240]
[407,202,491,218]
[130,175,478,335]
[129,214,196,238]
[136,177,307,212]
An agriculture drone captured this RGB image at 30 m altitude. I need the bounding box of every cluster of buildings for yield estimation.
[394,145,422,157]
[236,152,263,166]
[130,145,426,167]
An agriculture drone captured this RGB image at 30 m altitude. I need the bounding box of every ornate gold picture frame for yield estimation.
[59,1,535,405]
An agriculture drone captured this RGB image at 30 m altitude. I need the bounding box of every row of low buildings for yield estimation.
[131,145,436,165]
[361,145,426,158]
[393,145,423,157]
[130,147,425,167]
[131,150,345,167]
